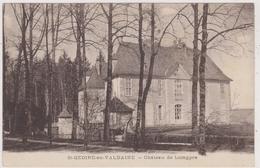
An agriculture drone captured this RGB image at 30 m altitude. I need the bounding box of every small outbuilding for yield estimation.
[57,106,72,139]
[109,97,133,129]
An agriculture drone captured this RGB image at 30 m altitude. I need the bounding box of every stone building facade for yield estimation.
[78,42,232,129]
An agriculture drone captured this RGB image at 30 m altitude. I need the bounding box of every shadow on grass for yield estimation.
[3,140,67,152]
[3,137,254,153]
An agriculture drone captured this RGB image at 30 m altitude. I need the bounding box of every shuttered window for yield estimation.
[175,79,183,101]
[175,104,182,120]
[125,78,132,96]
[158,105,162,120]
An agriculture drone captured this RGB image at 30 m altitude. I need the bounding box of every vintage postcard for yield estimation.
[1,1,256,167]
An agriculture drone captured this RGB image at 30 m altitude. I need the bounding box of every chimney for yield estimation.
[172,39,186,48]
[176,39,182,48]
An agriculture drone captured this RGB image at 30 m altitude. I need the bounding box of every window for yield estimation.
[220,83,225,98]
[125,78,132,96]
[158,105,162,120]
[175,79,183,101]
[158,79,162,96]
[175,104,182,120]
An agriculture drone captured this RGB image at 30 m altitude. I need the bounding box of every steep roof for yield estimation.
[98,61,108,80]
[86,67,105,89]
[110,97,134,113]
[86,70,92,77]
[58,107,72,118]
[79,61,108,91]
[113,42,232,81]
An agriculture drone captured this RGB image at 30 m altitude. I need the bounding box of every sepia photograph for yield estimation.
[1,2,256,167]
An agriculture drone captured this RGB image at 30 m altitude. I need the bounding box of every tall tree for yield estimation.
[80,4,89,148]
[68,3,99,141]
[69,4,82,140]
[27,4,45,121]
[11,4,46,141]
[198,3,208,155]
[101,3,113,144]
[198,4,252,155]
[45,4,53,145]
[191,3,199,145]
[3,4,6,123]
[134,3,145,151]
[21,4,32,143]
[140,3,156,145]
[175,4,253,154]
[46,4,64,144]
[138,4,188,147]
[50,4,59,122]
[129,4,188,149]
[11,44,23,134]
[100,3,137,144]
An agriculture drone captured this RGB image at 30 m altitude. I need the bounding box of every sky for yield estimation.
[3,3,255,109]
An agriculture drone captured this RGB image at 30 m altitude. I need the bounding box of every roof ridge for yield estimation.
[113,42,232,81]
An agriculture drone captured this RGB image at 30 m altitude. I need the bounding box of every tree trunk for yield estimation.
[83,89,89,149]
[3,4,7,131]
[51,4,56,123]
[12,45,23,134]
[28,5,37,119]
[29,4,34,71]
[141,3,156,145]
[2,4,5,91]
[80,4,89,148]
[21,4,32,143]
[134,3,145,151]
[72,7,81,141]
[191,3,199,145]
[104,3,113,144]
[198,3,208,155]
[45,4,53,145]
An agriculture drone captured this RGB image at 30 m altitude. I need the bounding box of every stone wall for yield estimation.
[113,76,231,127]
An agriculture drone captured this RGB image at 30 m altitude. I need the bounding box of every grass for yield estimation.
[145,123,254,137]
[3,139,67,152]
[206,124,254,137]
[4,124,254,153]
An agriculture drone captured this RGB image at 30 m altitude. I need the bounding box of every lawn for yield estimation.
[139,123,254,152]
[3,139,67,152]
[145,123,254,137]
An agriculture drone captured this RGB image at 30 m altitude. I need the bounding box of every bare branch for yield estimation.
[207,23,253,44]
[100,4,109,19]
[155,4,189,54]
[178,13,194,28]
[233,4,245,28]
[11,4,23,31]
